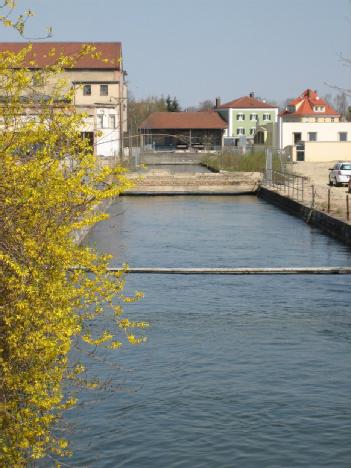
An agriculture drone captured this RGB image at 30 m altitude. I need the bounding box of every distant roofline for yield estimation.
[139,111,228,130]
[0,41,123,70]
[217,95,278,110]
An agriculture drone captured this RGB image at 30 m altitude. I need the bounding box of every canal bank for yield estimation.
[258,186,351,246]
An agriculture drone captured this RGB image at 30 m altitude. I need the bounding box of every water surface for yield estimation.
[65,196,351,467]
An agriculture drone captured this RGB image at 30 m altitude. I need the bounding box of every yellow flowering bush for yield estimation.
[0,12,146,466]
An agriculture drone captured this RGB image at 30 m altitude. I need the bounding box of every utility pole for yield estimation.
[119,78,124,161]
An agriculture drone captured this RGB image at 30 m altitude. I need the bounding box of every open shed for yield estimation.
[139,112,227,151]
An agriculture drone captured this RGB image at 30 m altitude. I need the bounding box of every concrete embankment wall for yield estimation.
[124,172,261,194]
[258,187,351,246]
[74,198,113,245]
[140,152,204,165]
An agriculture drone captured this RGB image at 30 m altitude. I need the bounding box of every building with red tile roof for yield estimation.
[273,89,351,161]
[215,92,278,146]
[139,112,227,130]
[139,112,227,150]
[280,89,340,121]
[217,95,277,110]
[0,42,122,70]
[0,42,126,157]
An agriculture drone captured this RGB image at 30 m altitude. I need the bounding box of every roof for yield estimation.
[0,42,122,70]
[139,112,228,130]
[217,95,277,109]
[280,89,339,117]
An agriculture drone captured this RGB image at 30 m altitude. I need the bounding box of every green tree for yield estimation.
[166,95,180,112]
[186,99,214,112]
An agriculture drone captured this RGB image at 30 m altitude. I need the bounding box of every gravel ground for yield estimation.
[291,161,351,223]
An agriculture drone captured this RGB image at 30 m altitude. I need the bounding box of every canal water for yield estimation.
[66,195,351,467]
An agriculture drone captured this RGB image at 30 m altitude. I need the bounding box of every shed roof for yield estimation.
[139,112,228,130]
[0,42,122,70]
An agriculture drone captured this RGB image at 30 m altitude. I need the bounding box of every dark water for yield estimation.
[66,196,351,467]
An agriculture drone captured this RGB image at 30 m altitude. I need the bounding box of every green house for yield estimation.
[216,93,278,146]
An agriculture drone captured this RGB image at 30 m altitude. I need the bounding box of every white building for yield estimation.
[276,89,351,161]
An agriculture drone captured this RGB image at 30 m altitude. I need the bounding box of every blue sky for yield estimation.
[1,0,350,107]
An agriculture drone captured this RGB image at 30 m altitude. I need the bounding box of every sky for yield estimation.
[1,0,350,108]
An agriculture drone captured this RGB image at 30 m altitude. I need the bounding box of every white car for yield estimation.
[329,162,351,186]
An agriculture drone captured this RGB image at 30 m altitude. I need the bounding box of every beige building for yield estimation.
[291,141,351,162]
[0,42,127,157]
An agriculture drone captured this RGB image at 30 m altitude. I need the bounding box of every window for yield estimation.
[314,106,325,112]
[308,132,317,141]
[263,113,271,121]
[100,84,108,96]
[250,113,258,121]
[249,128,256,135]
[109,114,116,128]
[97,114,104,129]
[293,132,302,144]
[237,113,245,121]
[83,84,91,96]
[237,128,245,135]
[339,132,348,141]
[81,131,94,148]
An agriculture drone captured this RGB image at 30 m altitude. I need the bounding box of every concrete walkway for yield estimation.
[124,170,261,194]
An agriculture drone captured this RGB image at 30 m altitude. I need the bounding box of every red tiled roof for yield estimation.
[139,112,228,130]
[217,95,277,109]
[0,42,122,70]
[280,89,339,117]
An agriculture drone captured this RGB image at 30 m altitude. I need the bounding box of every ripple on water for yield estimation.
[64,197,351,467]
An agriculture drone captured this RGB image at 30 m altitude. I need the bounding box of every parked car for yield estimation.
[329,162,351,186]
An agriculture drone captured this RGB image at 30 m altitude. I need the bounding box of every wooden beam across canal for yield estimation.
[104,267,351,275]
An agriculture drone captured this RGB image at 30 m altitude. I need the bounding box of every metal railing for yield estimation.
[263,169,308,202]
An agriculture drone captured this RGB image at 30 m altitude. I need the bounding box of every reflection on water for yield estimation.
[86,196,351,269]
[65,196,351,467]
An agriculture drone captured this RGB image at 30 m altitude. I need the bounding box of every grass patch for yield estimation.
[202,151,284,172]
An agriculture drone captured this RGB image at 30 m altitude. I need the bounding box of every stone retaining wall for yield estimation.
[73,198,113,245]
[258,187,351,246]
[125,172,260,193]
